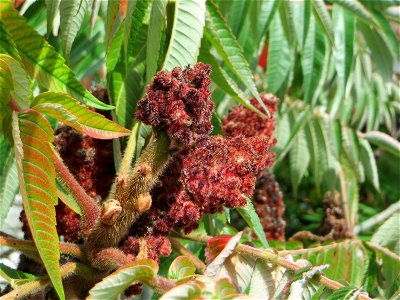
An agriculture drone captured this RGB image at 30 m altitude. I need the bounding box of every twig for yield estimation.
[169,238,206,273]
[354,200,400,235]
[174,232,373,300]
[365,241,400,261]
[280,240,361,256]
[0,235,85,261]
[0,262,98,300]
[54,156,100,236]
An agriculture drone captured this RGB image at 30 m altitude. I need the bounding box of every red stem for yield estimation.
[54,157,100,236]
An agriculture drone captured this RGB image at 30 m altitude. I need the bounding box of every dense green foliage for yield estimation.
[0,0,399,299]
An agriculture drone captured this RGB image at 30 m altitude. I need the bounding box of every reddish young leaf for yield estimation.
[31,92,130,139]
[12,110,64,300]
[205,234,236,264]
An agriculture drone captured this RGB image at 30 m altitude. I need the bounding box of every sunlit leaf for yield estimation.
[31,92,130,139]
[311,0,334,46]
[45,0,60,38]
[146,0,168,83]
[0,263,39,288]
[359,138,379,191]
[0,55,14,137]
[168,256,196,280]
[159,280,204,300]
[0,19,21,62]
[0,2,113,110]
[371,213,400,255]
[333,0,378,27]
[364,131,400,157]
[0,136,19,229]
[60,0,89,63]
[88,259,158,300]
[12,110,63,300]
[290,128,310,195]
[237,196,269,248]
[163,0,205,71]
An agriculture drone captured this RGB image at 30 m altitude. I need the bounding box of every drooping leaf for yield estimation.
[45,0,60,37]
[342,127,364,182]
[236,196,269,248]
[88,259,158,300]
[0,2,113,110]
[302,14,326,104]
[290,128,310,195]
[146,0,168,83]
[364,131,400,157]
[168,256,196,280]
[56,173,82,215]
[340,153,359,227]
[12,110,63,300]
[126,0,148,59]
[359,138,379,191]
[332,5,356,93]
[105,0,122,48]
[256,0,279,46]
[205,0,265,110]
[289,0,311,48]
[162,0,206,71]
[60,0,89,63]
[31,92,130,139]
[266,13,291,94]
[332,0,378,27]
[0,55,14,137]
[311,0,335,46]
[0,54,30,109]
[0,136,19,229]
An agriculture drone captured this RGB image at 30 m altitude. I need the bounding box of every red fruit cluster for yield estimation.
[120,235,171,263]
[222,93,278,143]
[147,134,274,234]
[135,63,214,145]
[252,170,285,241]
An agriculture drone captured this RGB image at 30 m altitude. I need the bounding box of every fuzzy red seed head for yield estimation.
[135,63,214,145]
[222,93,278,146]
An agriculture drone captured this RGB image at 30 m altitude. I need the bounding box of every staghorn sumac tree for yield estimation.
[0,0,399,299]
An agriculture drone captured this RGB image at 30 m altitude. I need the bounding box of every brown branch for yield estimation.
[174,232,373,300]
[170,238,206,273]
[0,235,85,261]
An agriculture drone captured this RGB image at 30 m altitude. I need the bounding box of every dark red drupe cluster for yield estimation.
[253,170,285,241]
[120,235,171,262]
[135,63,214,145]
[144,134,274,234]
[222,93,278,142]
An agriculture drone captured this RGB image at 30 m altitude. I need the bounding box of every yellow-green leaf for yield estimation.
[12,110,64,300]
[31,92,130,139]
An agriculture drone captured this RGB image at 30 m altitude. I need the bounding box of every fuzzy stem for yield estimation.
[118,122,141,178]
[354,200,400,235]
[0,234,85,261]
[0,262,99,300]
[54,156,101,236]
[174,232,373,300]
[170,238,206,273]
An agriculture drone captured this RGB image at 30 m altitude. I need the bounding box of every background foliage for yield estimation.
[0,0,399,299]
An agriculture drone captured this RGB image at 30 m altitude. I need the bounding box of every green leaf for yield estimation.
[359,138,379,191]
[105,0,122,48]
[56,174,82,215]
[0,55,14,137]
[364,131,400,157]
[236,196,269,248]
[290,0,311,48]
[12,110,63,300]
[0,263,39,288]
[160,280,204,299]
[146,0,168,83]
[358,21,393,83]
[302,14,326,104]
[31,92,130,139]
[126,0,148,59]
[326,286,360,300]
[332,5,356,93]
[0,2,113,110]
[256,0,279,46]
[45,0,60,38]
[333,0,378,27]
[162,0,205,71]
[342,127,364,182]
[341,153,359,226]
[205,0,265,109]
[371,212,400,255]
[290,128,310,195]
[88,259,158,300]
[0,136,19,229]
[0,19,21,62]
[311,0,335,46]
[266,13,291,94]
[168,256,196,280]
[0,54,30,109]
[60,0,89,63]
